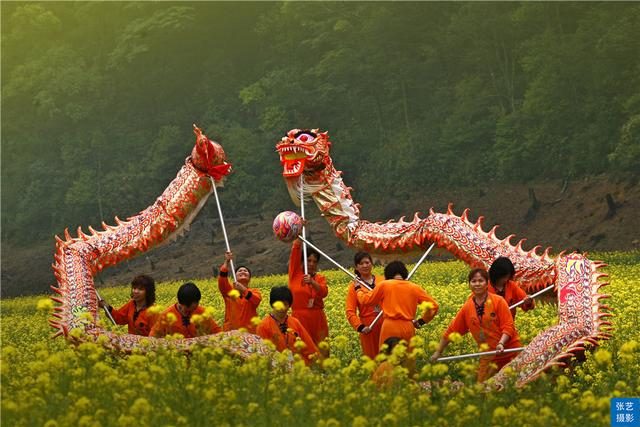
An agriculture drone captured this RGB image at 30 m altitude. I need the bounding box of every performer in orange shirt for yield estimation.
[356,261,438,349]
[288,239,329,346]
[217,251,262,333]
[98,274,157,336]
[488,257,534,318]
[345,251,385,359]
[150,282,221,338]
[256,286,319,365]
[431,268,522,382]
[371,337,405,389]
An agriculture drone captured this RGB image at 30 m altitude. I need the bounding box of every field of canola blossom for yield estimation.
[1,252,639,427]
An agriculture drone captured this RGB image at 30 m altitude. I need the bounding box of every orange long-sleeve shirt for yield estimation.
[288,240,328,311]
[218,267,262,333]
[256,314,319,364]
[488,279,534,318]
[109,300,157,336]
[356,279,439,322]
[149,304,221,338]
[345,275,384,330]
[444,293,520,350]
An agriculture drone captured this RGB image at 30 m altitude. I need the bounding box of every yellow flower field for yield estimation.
[1,252,639,426]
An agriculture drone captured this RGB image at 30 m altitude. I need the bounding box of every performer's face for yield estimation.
[356,258,373,277]
[307,255,319,275]
[178,302,199,316]
[236,267,251,284]
[494,275,509,289]
[469,272,489,296]
[131,285,146,304]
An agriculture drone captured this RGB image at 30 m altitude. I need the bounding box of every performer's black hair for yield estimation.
[384,261,408,280]
[131,274,156,306]
[270,286,293,307]
[177,282,201,306]
[489,257,516,284]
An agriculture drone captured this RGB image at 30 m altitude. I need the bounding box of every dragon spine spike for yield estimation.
[514,239,527,252]
[64,228,72,242]
[528,245,541,257]
[278,128,612,387]
[502,234,516,245]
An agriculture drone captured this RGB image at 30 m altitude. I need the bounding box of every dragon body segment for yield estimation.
[277,129,611,386]
[50,126,272,358]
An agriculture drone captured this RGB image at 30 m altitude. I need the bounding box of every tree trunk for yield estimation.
[401,79,411,133]
[524,187,540,223]
[605,193,617,219]
[96,158,105,223]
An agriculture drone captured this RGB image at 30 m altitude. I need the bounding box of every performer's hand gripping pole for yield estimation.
[95,289,116,325]
[212,180,237,284]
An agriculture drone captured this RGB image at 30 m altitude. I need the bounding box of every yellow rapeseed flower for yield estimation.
[228,289,241,299]
[147,304,164,315]
[593,349,612,366]
[166,312,177,325]
[618,340,638,361]
[36,298,54,312]
[449,332,463,344]
[352,415,368,427]
[294,339,307,351]
[272,301,286,312]
[493,406,508,420]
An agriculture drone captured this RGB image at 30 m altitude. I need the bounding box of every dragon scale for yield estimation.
[50,126,273,357]
[277,129,612,387]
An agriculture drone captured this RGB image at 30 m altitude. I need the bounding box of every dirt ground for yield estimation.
[2,175,638,298]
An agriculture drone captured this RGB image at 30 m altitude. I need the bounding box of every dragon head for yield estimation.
[276,129,331,178]
[191,124,232,182]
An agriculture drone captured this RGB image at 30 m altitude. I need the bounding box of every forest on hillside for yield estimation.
[2,2,639,248]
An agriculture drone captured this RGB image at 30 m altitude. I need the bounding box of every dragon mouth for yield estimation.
[278,145,311,177]
[282,158,305,177]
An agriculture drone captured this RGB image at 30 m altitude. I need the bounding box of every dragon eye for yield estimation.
[295,131,316,143]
